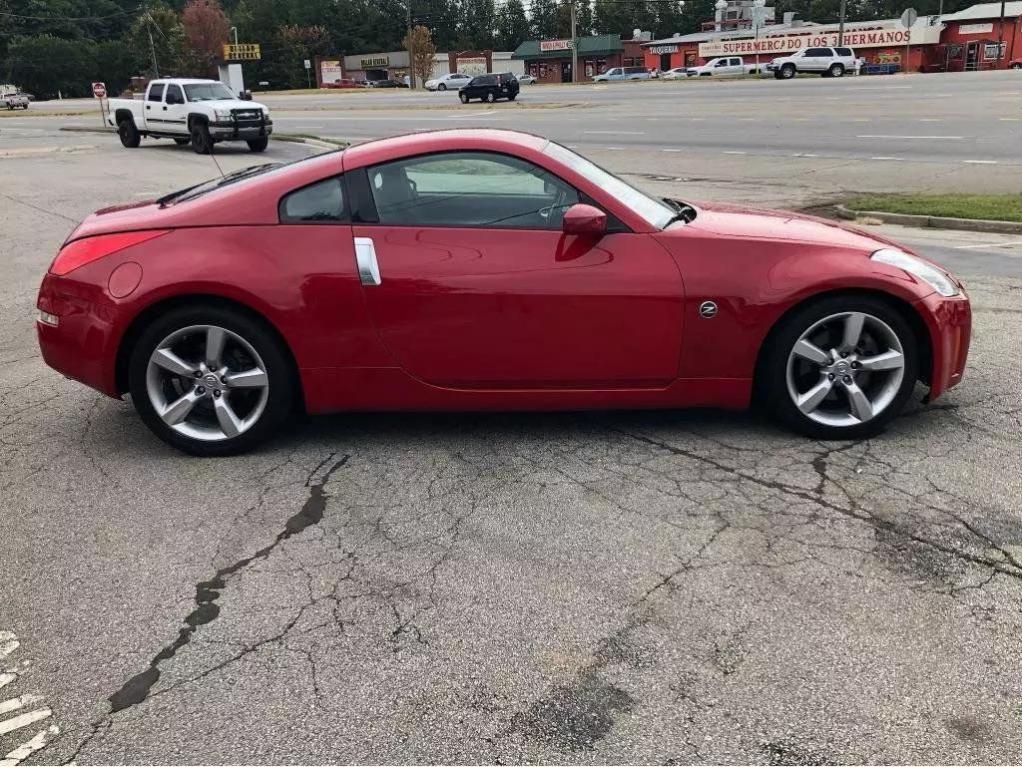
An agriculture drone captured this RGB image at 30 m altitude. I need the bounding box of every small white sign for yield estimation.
[539,39,573,52]
[303,59,311,69]
[958,22,994,34]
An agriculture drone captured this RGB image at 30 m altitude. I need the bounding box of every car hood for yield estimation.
[199,98,267,111]
[678,200,910,253]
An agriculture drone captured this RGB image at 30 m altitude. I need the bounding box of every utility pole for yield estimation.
[838,0,847,45]
[406,2,415,89]
[570,1,578,83]
[998,0,1006,65]
[146,12,160,78]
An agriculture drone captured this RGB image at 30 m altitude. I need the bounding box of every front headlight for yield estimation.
[214,108,232,121]
[262,107,270,118]
[871,248,959,297]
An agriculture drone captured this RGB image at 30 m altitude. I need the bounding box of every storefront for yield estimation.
[512,35,647,83]
[643,19,942,72]
[316,49,514,86]
[930,2,1022,71]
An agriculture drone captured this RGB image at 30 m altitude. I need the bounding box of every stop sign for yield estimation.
[91,82,107,98]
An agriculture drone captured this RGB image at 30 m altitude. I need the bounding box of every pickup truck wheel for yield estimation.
[781,64,796,79]
[828,63,845,77]
[174,138,190,146]
[247,137,269,152]
[118,119,141,148]
[190,123,212,154]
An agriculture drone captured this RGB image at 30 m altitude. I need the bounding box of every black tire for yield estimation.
[1012,63,1022,69]
[459,92,469,103]
[508,93,517,101]
[484,90,494,103]
[773,70,784,79]
[128,304,295,456]
[828,63,845,77]
[439,83,447,91]
[760,294,919,440]
[174,137,190,145]
[781,64,796,79]
[190,121,212,154]
[247,137,269,152]
[118,119,141,148]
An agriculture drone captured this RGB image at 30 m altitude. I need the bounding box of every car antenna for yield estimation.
[209,141,225,178]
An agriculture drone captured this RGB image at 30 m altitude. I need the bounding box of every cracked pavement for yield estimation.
[1,128,1021,765]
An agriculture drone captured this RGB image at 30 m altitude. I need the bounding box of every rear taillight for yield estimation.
[50,230,169,276]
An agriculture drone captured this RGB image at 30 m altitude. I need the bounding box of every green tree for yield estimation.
[5,34,93,97]
[529,0,560,38]
[125,2,185,78]
[496,0,529,49]
[461,0,497,48]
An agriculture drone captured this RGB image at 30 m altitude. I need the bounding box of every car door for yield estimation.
[348,150,684,389]
[143,82,165,128]
[802,48,828,72]
[162,83,188,133]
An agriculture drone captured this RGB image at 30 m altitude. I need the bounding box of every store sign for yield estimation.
[540,39,573,51]
[958,23,994,34]
[649,44,679,54]
[698,22,938,57]
[457,56,487,74]
[320,60,343,83]
[222,43,261,61]
[361,56,389,68]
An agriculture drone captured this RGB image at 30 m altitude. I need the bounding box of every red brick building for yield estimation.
[925,1,1022,71]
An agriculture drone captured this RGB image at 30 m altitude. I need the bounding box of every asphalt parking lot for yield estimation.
[1,85,1021,763]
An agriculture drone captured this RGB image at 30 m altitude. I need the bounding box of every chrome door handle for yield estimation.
[354,236,381,286]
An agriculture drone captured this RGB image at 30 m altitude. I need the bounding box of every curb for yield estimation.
[59,126,345,150]
[836,203,1022,235]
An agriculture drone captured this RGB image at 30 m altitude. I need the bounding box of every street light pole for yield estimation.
[406,2,415,89]
[838,0,847,45]
[998,0,1006,65]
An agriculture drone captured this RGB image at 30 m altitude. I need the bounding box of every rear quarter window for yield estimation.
[279,177,347,223]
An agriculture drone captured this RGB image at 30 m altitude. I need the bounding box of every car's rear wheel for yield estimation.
[129,305,294,456]
[247,137,269,152]
[118,119,141,148]
[190,122,212,154]
[762,295,918,440]
[828,63,845,77]
[459,92,469,103]
[1012,62,1021,69]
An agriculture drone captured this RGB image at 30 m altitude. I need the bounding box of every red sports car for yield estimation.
[37,129,971,455]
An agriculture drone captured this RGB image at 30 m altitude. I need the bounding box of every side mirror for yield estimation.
[562,203,607,236]
[240,90,252,101]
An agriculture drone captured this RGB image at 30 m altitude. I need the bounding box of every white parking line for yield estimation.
[857,134,964,140]
[955,239,1022,250]
[0,632,58,767]
[660,148,683,152]
[963,159,998,164]
[792,153,819,157]
[0,708,51,736]
[723,150,747,154]
[870,156,903,161]
[0,696,42,717]
[1,726,60,767]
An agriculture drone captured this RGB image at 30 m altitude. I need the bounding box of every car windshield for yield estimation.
[543,141,677,229]
[183,83,235,102]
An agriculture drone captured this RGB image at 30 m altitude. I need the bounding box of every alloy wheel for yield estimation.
[785,311,905,427]
[145,324,270,442]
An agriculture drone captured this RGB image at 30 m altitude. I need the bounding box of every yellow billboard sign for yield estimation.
[222,43,261,61]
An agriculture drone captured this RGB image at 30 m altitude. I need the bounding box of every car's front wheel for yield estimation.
[781,64,796,79]
[247,137,269,152]
[762,295,918,440]
[190,122,212,154]
[459,92,469,103]
[129,305,294,455]
[439,83,447,91]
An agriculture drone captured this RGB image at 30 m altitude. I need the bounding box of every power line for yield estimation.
[0,5,143,21]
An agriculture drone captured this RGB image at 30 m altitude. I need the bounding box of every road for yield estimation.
[13,69,1022,204]
[0,85,1021,764]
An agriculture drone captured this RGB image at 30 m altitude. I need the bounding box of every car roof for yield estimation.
[344,129,549,169]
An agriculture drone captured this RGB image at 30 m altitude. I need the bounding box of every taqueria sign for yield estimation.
[698,21,940,57]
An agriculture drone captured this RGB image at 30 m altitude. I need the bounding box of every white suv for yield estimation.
[767,47,858,79]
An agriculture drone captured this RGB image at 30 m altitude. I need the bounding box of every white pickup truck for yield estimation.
[106,78,272,154]
[685,56,763,77]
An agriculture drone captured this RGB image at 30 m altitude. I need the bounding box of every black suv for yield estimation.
[458,73,519,103]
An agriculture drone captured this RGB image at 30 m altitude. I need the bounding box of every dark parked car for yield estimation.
[363,79,404,88]
[458,73,519,103]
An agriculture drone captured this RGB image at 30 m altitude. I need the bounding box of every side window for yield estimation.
[279,177,347,223]
[365,151,580,230]
[147,83,165,102]
[165,84,183,104]
[730,58,741,66]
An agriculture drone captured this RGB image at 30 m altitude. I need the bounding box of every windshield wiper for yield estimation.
[159,163,281,207]
[662,197,697,226]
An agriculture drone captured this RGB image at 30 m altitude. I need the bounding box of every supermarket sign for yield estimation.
[698,21,940,57]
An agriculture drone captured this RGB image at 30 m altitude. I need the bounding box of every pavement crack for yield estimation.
[104,453,349,716]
